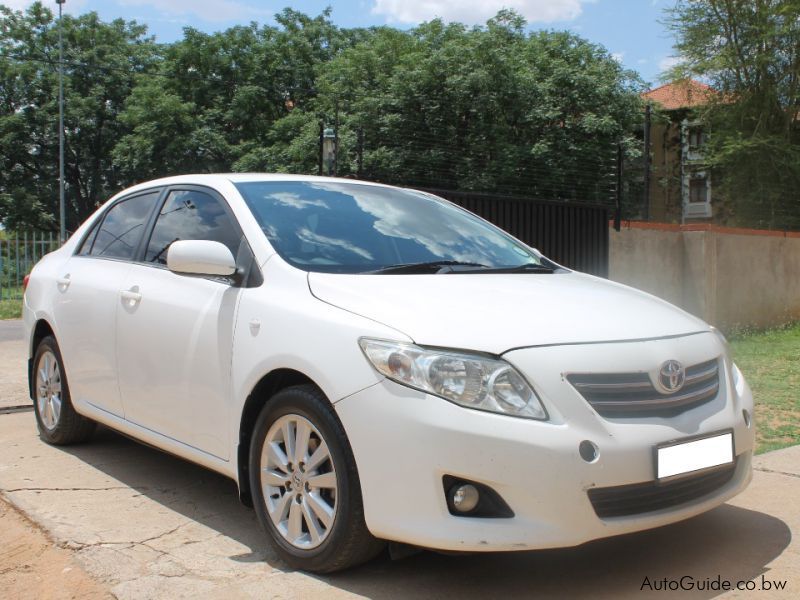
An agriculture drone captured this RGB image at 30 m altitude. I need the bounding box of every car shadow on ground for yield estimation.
[59,426,791,599]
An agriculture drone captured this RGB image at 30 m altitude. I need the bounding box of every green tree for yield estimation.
[114,9,350,179]
[2,5,645,230]
[0,2,157,231]
[665,0,800,229]
[316,11,643,202]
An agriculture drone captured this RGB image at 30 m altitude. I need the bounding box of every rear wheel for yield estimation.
[33,336,95,445]
[249,384,384,573]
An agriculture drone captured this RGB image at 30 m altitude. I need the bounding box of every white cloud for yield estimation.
[611,52,624,63]
[118,0,269,23]
[659,55,682,72]
[372,0,587,25]
[271,192,329,210]
[313,182,512,266]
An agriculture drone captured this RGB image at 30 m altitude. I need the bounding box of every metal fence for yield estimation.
[0,232,60,300]
[420,188,610,277]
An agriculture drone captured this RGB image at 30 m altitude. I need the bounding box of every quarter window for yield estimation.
[145,190,242,265]
[88,191,160,260]
[76,220,100,256]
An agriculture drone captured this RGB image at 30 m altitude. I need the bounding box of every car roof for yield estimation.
[114,173,399,199]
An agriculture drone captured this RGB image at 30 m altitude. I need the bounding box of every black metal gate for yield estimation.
[419,188,609,277]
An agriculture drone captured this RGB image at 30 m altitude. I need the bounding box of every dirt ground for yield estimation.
[0,495,110,599]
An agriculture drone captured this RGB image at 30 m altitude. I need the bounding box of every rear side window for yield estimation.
[87,191,160,260]
[145,190,242,265]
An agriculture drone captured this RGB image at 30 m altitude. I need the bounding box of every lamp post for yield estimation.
[322,127,335,175]
[56,0,66,243]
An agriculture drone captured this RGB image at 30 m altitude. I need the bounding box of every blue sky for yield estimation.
[7,0,680,86]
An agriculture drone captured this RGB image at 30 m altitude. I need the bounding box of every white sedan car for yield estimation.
[23,174,754,573]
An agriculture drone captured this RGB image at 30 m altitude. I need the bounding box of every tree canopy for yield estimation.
[0,3,643,232]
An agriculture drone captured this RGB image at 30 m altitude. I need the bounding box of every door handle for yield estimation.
[120,289,142,305]
[56,274,71,290]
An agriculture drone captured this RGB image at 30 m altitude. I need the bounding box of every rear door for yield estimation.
[115,186,253,459]
[52,189,161,417]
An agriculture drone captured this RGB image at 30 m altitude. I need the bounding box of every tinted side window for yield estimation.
[145,190,241,265]
[89,191,160,260]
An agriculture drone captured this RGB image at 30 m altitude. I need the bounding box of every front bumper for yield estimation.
[334,333,754,552]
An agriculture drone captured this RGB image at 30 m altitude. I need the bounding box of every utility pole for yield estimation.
[57,0,66,243]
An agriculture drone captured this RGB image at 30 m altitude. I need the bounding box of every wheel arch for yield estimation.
[28,319,56,400]
[237,368,319,506]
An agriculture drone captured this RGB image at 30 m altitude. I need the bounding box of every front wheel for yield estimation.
[248,384,384,573]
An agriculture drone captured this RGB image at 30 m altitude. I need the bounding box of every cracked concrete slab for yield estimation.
[0,413,356,598]
[0,408,798,599]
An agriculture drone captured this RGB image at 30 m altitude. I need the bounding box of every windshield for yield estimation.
[235,180,549,274]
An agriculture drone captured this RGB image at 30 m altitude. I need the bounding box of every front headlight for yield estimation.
[358,338,547,420]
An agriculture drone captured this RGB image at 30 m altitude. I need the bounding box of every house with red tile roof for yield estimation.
[642,79,715,111]
[641,80,717,223]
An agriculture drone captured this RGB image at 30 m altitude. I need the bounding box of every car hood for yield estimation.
[307,271,708,355]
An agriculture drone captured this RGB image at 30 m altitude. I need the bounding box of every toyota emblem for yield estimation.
[657,360,685,394]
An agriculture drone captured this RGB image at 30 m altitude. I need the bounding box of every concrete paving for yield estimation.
[0,409,797,599]
[0,320,29,410]
[0,321,797,597]
[0,318,23,342]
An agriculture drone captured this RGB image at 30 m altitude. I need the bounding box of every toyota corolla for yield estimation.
[23,174,754,573]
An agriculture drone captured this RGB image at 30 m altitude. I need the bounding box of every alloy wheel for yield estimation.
[260,414,338,550]
[36,350,62,430]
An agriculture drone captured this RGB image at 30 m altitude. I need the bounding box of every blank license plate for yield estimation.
[657,432,734,479]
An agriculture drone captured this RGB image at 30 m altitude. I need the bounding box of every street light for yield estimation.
[56,0,66,243]
[322,127,335,176]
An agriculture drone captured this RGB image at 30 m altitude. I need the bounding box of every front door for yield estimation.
[115,187,246,460]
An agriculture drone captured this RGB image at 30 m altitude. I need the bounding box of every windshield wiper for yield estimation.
[477,263,557,274]
[368,260,490,274]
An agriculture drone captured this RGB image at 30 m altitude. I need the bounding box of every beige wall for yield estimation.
[609,225,800,331]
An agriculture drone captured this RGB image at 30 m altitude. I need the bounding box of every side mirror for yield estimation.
[166,240,236,277]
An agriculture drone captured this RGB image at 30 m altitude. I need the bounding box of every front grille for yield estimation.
[588,460,737,518]
[567,358,720,417]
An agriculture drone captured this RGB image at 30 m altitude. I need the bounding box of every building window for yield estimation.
[689,176,709,204]
[688,127,705,150]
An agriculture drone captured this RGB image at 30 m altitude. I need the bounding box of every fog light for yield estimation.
[442,476,514,518]
[451,484,480,513]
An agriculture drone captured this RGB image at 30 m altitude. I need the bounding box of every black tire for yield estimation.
[248,384,385,573]
[32,336,95,445]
